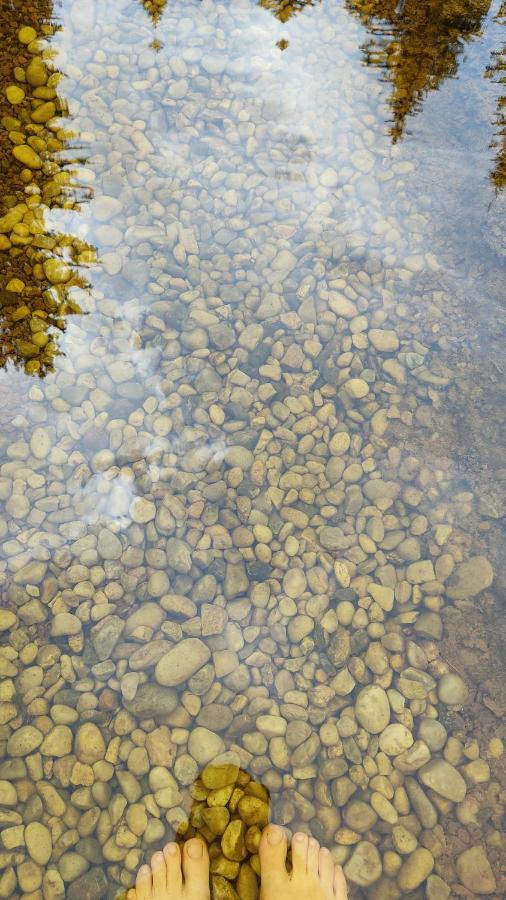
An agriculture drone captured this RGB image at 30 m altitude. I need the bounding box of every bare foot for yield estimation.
[259,825,348,900]
[127,838,210,900]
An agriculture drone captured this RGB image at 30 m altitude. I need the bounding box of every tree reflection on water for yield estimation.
[0,0,95,377]
[345,0,492,140]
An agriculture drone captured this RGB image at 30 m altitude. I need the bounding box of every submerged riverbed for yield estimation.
[0,0,505,897]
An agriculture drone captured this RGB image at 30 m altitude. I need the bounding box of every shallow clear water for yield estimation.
[0,0,504,897]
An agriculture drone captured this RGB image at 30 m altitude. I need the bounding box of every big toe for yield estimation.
[259,825,289,890]
[182,837,210,897]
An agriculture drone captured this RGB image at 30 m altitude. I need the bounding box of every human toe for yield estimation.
[318,847,335,897]
[333,864,348,900]
[259,825,289,888]
[182,837,210,897]
[151,851,168,896]
[163,842,183,893]
[291,833,309,879]
[307,837,320,877]
[135,863,153,900]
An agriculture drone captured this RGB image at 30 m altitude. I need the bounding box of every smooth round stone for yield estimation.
[344,841,382,887]
[7,725,43,757]
[30,427,51,459]
[130,497,156,523]
[368,329,400,352]
[0,610,17,631]
[398,848,434,892]
[287,615,314,643]
[97,528,122,560]
[224,446,254,469]
[419,759,467,802]
[58,851,89,882]
[155,639,211,687]
[13,144,42,169]
[256,715,287,738]
[25,822,52,865]
[417,718,447,752]
[283,568,307,599]
[43,258,71,284]
[187,727,225,766]
[74,723,106,765]
[437,673,468,705]
[379,724,414,756]
[406,560,435,583]
[355,685,391,734]
[344,800,378,832]
[93,195,122,222]
[344,378,369,399]
[40,725,73,757]
[329,432,350,455]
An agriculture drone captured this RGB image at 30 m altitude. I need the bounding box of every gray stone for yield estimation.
[91,616,124,661]
[446,556,493,599]
[124,684,178,719]
[155,639,211,687]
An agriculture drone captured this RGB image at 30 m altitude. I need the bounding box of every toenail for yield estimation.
[166,843,178,855]
[139,865,150,876]
[294,833,306,842]
[309,838,318,847]
[267,826,283,845]
[187,839,203,859]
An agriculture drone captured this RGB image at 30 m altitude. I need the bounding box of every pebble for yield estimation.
[344,841,382,887]
[446,556,494,598]
[456,845,496,894]
[355,685,391,733]
[155,639,211,686]
[419,759,467,802]
[437,672,468,705]
[397,848,434,892]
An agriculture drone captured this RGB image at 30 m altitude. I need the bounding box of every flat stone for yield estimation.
[91,615,124,661]
[155,639,211,686]
[406,560,435,583]
[67,866,108,900]
[456,845,496,894]
[124,685,178,719]
[398,848,434,892]
[447,556,493,599]
[368,329,400,352]
[97,528,122,560]
[327,626,351,668]
[166,537,192,574]
[188,727,225,765]
[7,726,43,757]
[419,759,467,802]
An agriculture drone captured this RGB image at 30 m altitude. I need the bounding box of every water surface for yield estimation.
[0,0,504,897]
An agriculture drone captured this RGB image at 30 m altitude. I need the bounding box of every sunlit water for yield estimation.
[0,0,504,897]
